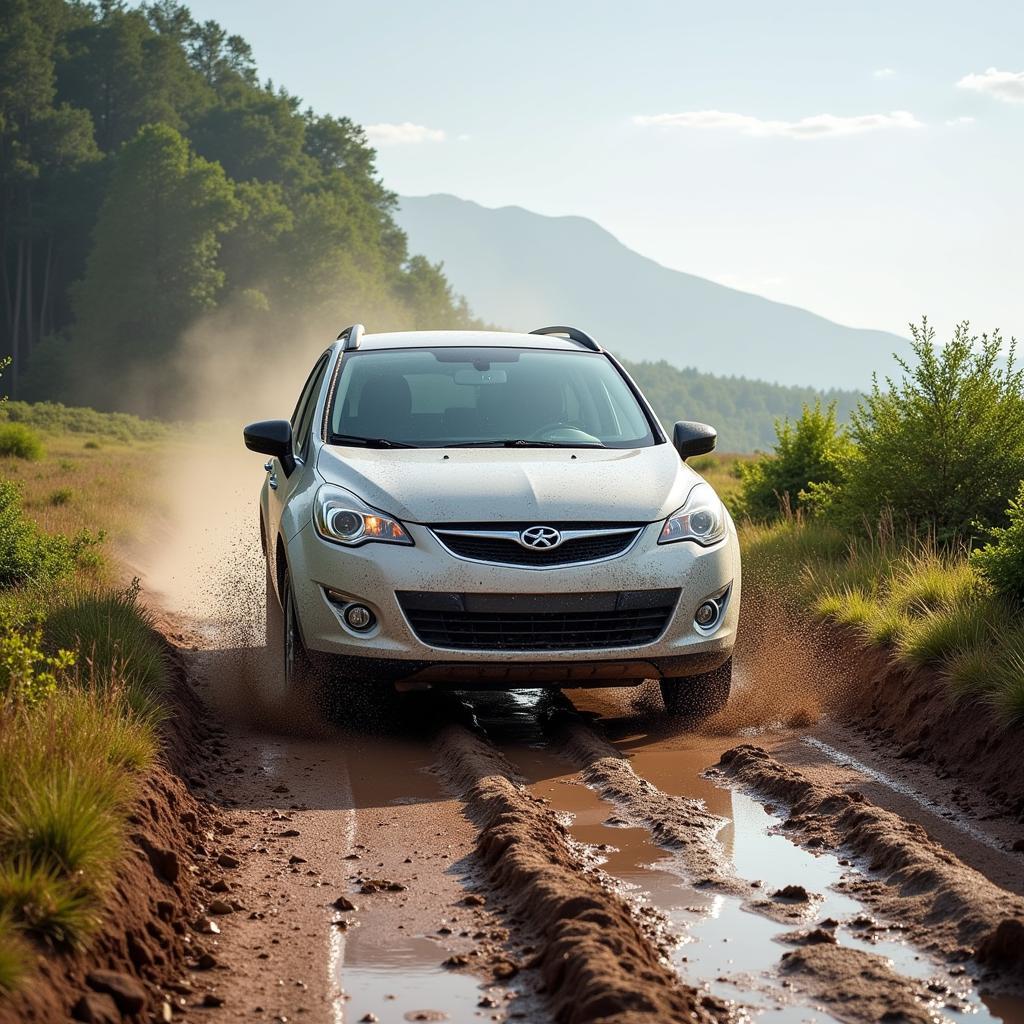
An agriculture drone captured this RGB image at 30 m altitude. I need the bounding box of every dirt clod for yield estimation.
[85,970,148,1015]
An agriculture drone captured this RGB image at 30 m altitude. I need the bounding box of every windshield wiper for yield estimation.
[444,438,606,449]
[330,434,417,449]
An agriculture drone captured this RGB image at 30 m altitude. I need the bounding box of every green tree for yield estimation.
[737,401,853,519]
[972,481,1024,604]
[840,319,1024,540]
[67,122,238,409]
[1,0,98,393]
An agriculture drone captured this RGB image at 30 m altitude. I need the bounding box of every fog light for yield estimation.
[344,604,374,631]
[695,601,718,628]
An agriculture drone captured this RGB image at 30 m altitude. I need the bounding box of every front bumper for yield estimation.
[285,520,740,684]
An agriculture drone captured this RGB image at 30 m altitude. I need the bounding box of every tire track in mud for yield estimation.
[496,706,1024,1024]
[717,744,1024,983]
[432,720,729,1024]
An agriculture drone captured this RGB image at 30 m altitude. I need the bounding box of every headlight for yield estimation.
[313,485,412,547]
[659,482,728,547]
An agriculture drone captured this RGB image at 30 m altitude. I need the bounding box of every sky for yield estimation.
[183,1,1022,341]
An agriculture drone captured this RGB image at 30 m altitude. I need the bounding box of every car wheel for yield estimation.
[265,564,319,703]
[282,568,318,694]
[660,657,732,719]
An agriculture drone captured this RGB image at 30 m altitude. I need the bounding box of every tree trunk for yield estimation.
[39,233,53,341]
[25,233,34,354]
[10,238,24,398]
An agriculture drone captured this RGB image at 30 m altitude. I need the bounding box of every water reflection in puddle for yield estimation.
[500,729,1024,1024]
[336,925,507,1023]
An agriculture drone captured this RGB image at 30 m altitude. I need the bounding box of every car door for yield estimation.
[264,353,331,575]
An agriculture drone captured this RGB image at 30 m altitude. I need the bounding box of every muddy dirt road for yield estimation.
[133,452,1024,1024]
[148,612,1024,1024]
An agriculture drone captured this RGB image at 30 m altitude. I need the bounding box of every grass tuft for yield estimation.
[0,859,96,947]
[895,598,1010,667]
[985,629,1024,728]
[44,583,169,719]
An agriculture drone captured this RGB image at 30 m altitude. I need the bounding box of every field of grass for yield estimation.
[0,408,172,994]
[741,516,1024,727]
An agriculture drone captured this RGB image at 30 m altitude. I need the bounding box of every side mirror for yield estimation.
[672,420,717,460]
[244,419,295,475]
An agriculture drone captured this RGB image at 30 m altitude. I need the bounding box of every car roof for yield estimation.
[356,330,593,353]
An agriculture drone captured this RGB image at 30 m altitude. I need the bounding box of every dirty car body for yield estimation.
[244,326,741,714]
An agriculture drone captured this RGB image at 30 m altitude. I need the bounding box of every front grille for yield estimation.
[433,524,642,567]
[397,590,678,651]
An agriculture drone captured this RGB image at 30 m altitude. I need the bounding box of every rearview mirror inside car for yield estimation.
[672,420,717,460]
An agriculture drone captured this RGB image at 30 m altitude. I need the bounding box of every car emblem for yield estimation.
[519,525,562,549]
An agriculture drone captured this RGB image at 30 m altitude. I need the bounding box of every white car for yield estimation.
[244,325,740,717]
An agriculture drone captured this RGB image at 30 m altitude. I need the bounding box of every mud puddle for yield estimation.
[466,691,1022,1024]
[335,925,509,1024]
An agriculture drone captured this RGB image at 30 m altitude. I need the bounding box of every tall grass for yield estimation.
[740,517,1024,728]
[0,687,157,948]
[44,584,169,720]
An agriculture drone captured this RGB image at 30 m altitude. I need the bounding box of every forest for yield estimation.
[0,0,480,415]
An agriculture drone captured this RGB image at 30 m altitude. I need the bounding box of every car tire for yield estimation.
[660,657,732,719]
[265,563,320,704]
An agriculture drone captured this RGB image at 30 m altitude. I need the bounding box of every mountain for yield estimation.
[395,194,907,390]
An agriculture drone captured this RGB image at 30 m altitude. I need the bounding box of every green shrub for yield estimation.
[839,319,1024,540]
[738,402,853,520]
[0,401,169,443]
[0,626,76,706]
[44,582,168,718]
[48,488,73,507]
[0,424,43,461]
[0,481,100,587]
[83,440,100,450]
[972,481,1024,604]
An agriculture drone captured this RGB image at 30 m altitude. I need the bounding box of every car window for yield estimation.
[329,348,657,449]
[292,354,330,460]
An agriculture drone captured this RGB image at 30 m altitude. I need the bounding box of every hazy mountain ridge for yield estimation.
[396,193,908,391]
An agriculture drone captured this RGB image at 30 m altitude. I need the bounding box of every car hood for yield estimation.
[315,444,699,524]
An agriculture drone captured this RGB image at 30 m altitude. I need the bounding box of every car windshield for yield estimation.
[328,347,657,449]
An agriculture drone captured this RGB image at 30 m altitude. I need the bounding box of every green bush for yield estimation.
[0,424,43,461]
[0,401,169,443]
[737,402,853,520]
[0,481,99,587]
[972,481,1024,604]
[838,319,1024,540]
[0,626,76,706]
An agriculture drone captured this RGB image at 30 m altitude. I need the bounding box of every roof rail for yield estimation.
[529,325,602,352]
[337,323,365,350]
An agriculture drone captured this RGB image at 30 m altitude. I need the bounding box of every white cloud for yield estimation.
[945,116,975,126]
[956,67,1024,103]
[633,109,923,139]
[364,122,446,146]
[873,67,896,79]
